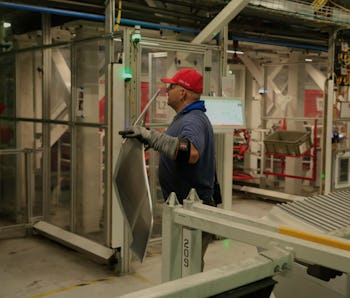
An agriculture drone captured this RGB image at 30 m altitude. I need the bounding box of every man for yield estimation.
[119,68,216,269]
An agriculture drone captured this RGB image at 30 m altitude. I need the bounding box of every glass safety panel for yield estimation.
[0,146,42,228]
[0,13,114,253]
[75,126,105,243]
[48,124,71,230]
[73,38,106,124]
[50,45,71,122]
[15,49,43,119]
[0,53,16,150]
[0,152,21,227]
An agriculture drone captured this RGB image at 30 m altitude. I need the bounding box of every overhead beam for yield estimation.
[191,0,250,44]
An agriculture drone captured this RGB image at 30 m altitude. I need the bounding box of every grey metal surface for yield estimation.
[120,247,290,298]
[113,138,153,262]
[33,221,115,263]
[276,190,350,233]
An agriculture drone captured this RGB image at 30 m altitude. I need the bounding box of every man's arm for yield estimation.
[189,143,199,163]
[119,126,199,164]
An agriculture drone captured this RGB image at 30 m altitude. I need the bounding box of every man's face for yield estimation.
[166,84,183,109]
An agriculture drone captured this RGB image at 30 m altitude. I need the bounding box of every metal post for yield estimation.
[104,0,115,250]
[182,189,202,276]
[320,30,337,194]
[24,149,33,224]
[181,227,202,277]
[41,13,51,220]
[162,193,183,282]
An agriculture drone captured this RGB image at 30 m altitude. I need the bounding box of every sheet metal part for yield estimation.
[113,138,153,262]
[276,190,350,234]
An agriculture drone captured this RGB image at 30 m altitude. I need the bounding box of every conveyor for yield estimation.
[262,189,350,297]
[120,189,350,298]
[268,189,350,238]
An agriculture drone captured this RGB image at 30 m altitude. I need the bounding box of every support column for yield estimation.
[42,14,52,219]
[323,31,337,194]
[215,133,233,210]
[285,53,304,195]
[182,189,202,276]
[162,193,183,282]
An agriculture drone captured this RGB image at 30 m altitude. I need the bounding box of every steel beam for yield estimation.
[191,0,250,44]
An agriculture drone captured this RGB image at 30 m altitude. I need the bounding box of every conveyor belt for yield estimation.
[276,189,350,233]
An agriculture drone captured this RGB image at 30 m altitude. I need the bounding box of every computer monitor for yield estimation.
[203,96,246,132]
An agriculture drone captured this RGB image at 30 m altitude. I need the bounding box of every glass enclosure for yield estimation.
[0,18,121,246]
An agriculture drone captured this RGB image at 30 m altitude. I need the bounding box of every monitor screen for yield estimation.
[203,96,246,132]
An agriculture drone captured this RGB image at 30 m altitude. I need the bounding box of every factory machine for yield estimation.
[114,26,350,297]
[2,3,350,297]
[118,189,350,298]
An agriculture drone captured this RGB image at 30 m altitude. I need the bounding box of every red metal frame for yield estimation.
[263,119,318,181]
[233,129,253,180]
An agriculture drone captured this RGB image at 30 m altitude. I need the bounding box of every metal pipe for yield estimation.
[0,1,198,34]
[120,19,198,34]
[133,89,160,126]
[0,1,104,21]
[232,35,328,52]
[0,1,330,50]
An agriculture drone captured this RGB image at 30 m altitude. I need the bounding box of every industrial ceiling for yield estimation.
[1,0,350,54]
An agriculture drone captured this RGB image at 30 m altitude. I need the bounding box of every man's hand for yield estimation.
[119,126,151,145]
[119,125,178,160]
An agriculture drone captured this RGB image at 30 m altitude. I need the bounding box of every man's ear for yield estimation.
[178,88,185,100]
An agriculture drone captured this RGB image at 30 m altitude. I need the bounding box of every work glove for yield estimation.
[119,126,179,160]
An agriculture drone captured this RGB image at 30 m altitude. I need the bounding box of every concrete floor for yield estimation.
[0,196,275,298]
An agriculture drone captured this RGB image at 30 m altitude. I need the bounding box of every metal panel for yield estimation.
[113,138,153,262]
[33,221,114,263]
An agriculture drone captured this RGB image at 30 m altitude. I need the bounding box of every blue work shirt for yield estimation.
[158,100,215,204]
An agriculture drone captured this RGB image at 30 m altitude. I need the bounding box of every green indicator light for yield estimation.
[228,69,233,75]
[131,32,141,43]
[122,70,132,81]
[131,25,141,43]
[223,238,230,249]
[321,173,326,179]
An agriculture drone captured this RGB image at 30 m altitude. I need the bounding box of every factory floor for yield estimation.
[0,195,276,298]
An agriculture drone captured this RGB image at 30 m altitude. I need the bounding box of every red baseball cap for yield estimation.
[161,68,203,94]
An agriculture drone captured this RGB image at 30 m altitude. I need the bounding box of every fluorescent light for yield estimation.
[227,50,244,55]
[305,58,313,62]
[3,22,11,28]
